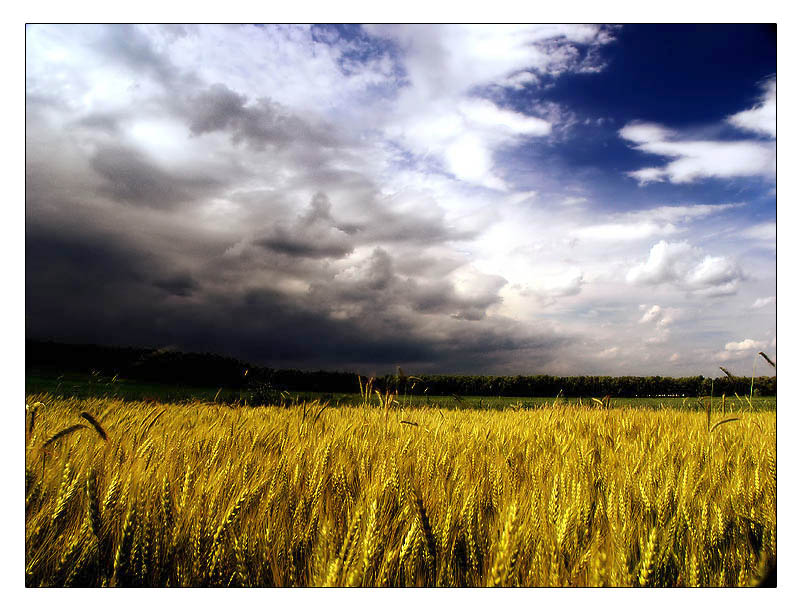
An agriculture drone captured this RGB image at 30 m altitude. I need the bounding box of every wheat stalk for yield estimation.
[80,411,108,442]
[43,424,88,447]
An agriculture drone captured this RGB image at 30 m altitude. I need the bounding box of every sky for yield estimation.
[24,24,777,377]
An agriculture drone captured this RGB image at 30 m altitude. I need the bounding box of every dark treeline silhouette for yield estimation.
[383,374,776,398]
[27,340,249,387]
[26,340,776,398]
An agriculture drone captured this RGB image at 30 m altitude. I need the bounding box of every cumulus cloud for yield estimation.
[626,241,697,285]
[725,338,767,352]
[638,304,679,345]
[626,240,744,296]
[685,256,744,292]
[715,338,771,362]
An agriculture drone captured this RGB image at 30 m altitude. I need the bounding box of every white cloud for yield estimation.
[459,98,551,136]
[169,25,399,116]
[571,203,739,242]
[597,346,619,358]
[638,203,741,224]
[501,71,539,90]
[518,267,585,305]
[393,98,551,189]
[621,134,775,185]
[715,337,773,363]
[645,328,671,345]
[541,269,585,297]
[741,221,776,244]
[639,304,662,324]
[638,304,678,347]
[635,303,680,346]
[626,240,744,295]
[365,24,611,95]
[626,241,696,285]
[618,121,674,144]
[367,24,615,189]
[752,296,776,309]
[727,78,776,138]
[573,221,669,242]
[724,338,767,352]
[620,80,777,185]
[686,255,742,288]
[627,167,667,185]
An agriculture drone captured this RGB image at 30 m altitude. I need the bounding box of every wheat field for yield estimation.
[24,394,776,587]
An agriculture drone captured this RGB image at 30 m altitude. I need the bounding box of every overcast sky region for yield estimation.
[25,24,776,377]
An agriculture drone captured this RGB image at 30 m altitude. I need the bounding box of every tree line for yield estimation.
[27,340,776,398]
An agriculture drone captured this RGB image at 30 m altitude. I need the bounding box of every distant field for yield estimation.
[25,371,777,412]
[25,393,776,587]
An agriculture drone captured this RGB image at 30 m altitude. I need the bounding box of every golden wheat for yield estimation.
[24,393,776,587]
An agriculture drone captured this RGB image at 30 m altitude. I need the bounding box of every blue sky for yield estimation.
[25,24,776,376]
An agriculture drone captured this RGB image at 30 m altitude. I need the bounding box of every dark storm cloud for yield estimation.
[256,233,354,260]
[187,84,247,134]
[26,223,171,346]
[360,205,479,245]
[24,25,575,374]
[26,224,152,294]
[208,285,567,372]
[75,113,123,135]
[27,115,530,367]
[90,145,222,209]
[253,192,355,260]
[307,247,506,321]
[27,219,568,372]
[27,204,567,373]
[255,189,477,260]
[227,288,440,364]
[26,118,540,373]
[186,84,339,151]
[246,188,475,262]
[153,273,200,297]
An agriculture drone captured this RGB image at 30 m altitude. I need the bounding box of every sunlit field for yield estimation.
[25,393,776,587]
